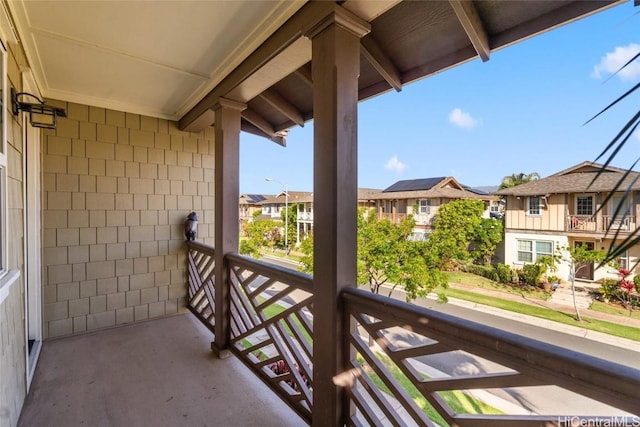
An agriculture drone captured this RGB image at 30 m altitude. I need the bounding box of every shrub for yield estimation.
[495,263,513,284]
[460,263,498,282]
[599,278,620,303]
[634,274,640,294]
[521,264,542,286]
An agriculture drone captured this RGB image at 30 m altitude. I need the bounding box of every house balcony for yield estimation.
[566,215,636,234]
[18,313,306,427]
[378,212,408,224]
[297,212,314,222]
[18,243,640,426]
[180,241,637,425]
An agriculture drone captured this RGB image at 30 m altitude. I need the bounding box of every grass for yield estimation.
[443,271,550,300]
[443,287,640,342]
[257,295,312,344]
[590,300,640,320]
[357,353,502,426]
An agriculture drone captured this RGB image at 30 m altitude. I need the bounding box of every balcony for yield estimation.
[18,311,306,426]
[298,212,314,222]
[566,215,636,234]
[183,242,639,426]
[378,212,408,224]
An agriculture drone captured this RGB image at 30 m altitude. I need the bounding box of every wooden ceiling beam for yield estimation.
[242,108,277,138]
[294,63,313,88]
[179,1,335,131]
[259,89,305,126]
[361,35,402,92]
[449,0,490,62]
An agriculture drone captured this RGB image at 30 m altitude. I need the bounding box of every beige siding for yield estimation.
[42,103,215,338]
[0,40,27,426]
[0,279,26,427]
[504,194,567,231]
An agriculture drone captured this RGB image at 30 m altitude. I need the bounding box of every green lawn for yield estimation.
[443,287,640,342]
[590,300,640,320]
[357,353,502,426]
[443,271,550,300]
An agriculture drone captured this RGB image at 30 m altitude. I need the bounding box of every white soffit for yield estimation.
[8,0,305,120]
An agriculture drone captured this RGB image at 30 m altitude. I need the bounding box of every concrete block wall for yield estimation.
[42,102,215,338]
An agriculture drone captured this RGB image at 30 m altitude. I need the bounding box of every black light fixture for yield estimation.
[10,88,66,129]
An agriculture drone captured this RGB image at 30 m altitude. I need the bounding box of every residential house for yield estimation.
[497,161,640,283]
[239,193,270,223]
[294,188,381,244]
[1,2,636,426]
[256,191,313,220]
[372,177,497,240]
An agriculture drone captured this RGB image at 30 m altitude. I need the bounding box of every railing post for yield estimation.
[212,98,246,358]
[305,5,370,426]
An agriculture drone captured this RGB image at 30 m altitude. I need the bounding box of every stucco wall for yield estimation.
[41,103,215,338]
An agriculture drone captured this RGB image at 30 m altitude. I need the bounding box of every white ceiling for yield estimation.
[8,0,305,120]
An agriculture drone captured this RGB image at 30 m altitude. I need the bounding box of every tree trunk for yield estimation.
[571,278,582,322]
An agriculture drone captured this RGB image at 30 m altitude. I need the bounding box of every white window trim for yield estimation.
[575,194,594,216]
[516,239,554,264]
[526,196,542,216]
[418,199,430,215]
[0,40,8,277]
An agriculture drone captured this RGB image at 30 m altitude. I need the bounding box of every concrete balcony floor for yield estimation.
[19,314,307,427]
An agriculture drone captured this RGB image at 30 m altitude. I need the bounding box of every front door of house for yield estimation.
[574,241,595,281]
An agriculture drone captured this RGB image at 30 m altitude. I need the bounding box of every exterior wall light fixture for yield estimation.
[10,88,66,129]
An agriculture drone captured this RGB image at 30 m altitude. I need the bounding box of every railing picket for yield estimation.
[186,243,639,426]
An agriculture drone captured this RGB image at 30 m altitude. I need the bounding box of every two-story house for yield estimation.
[496,161,639,282]
[372,177,497,240]
[294,188,381,244]
[239,193,270,224]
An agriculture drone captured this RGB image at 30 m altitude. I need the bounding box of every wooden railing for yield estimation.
[342,287,638,426]
[567,215,636,233]
[378,212,408,224]
[186,242,640,426]
[297,212,314,221]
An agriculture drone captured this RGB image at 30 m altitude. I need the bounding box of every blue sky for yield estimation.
[240,3,640,194]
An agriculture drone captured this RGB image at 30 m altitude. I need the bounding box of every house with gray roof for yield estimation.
[372,177,497,240]
[496,161,638,282]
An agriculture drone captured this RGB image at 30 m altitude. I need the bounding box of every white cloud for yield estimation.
[384,156,407,174]
[591,43,640,81]
[448,108,478,129]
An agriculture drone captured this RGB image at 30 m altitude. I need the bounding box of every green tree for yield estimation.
[241,219,281,256]
[563,244,606,321]
[358,209,447,301]
[471,218,504,264]
[299,209,447,302]
[299,233,314,274]
[427,199,487,267]
[498,172,540,190]
[280,203,299,250]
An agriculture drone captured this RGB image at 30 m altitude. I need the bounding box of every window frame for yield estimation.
[575,194,594,216]
[418,199,431,215]
[0,42,7,276]
[516,239,554,263]
[527,196,541,216]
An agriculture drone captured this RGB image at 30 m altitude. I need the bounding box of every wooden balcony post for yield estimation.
[212,98,246,357]
[305,6,370,426]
